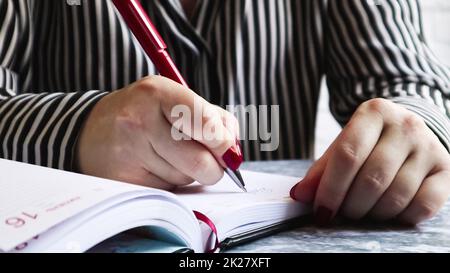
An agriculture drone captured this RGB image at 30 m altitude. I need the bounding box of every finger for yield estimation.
[150,117,224,186]
[313,108,384,224]
[397,170,450,225]
[291,156,326,203]
[369,152,432,221]
[340,127,412,219]
[121,168,175,191]
[218,106,240,139]
[218,107,244,160]
[292,141,334,203]
[146,76,237,163]
[104,121,194,187]
[142,143,195,187]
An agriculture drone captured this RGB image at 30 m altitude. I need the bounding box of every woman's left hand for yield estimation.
[290,98,450,225]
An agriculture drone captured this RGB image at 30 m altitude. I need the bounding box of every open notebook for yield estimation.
[0,159,311,253]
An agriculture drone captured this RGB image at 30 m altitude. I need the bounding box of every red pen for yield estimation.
[112,0,246,191]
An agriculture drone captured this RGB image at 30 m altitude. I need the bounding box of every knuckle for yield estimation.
[335,143,360,168]
[360,98,391,114]
[361,171,389,193]
[400,113,424,133]
[383,193,410,214]
[133,76,163,99]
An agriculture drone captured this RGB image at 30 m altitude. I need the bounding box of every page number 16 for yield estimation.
[5,212,38,228]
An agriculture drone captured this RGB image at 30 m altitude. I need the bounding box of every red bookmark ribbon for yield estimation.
[193,211,220,253]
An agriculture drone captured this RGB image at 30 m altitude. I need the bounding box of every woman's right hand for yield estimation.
[76,76,241,190]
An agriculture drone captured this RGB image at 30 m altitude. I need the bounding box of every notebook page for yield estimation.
[0,159,143,252]
[175,171,309,231]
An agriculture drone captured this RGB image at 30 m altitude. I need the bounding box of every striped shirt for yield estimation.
[0,0,449,172]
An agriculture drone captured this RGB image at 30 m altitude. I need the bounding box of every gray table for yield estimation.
[226,160,450,253]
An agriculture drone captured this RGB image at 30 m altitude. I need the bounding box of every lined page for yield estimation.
[175,171,310,229]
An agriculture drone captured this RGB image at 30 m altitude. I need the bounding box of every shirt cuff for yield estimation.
[64,91,109,172]
[0,90,108,172]
[390,96,450,153]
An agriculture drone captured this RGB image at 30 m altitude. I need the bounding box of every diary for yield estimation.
[0,159,311,253]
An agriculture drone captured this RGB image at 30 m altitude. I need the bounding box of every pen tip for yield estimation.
[234,169,247,192]
[224,168,247,192]
[234,169,245,186]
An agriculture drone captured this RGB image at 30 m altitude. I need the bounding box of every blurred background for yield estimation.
[314,0,450,158]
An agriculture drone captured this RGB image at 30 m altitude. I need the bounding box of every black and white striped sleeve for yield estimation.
[325,0,450,151]
[0,0,107,171]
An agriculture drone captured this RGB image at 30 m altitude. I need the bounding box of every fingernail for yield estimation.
[223,146,243,171]
[314,206,333,227]
[290,183,300,201]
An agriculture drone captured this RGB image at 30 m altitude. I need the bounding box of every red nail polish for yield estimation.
[315,206,333,227]
[222,146,243,171]
[290,183,299,201]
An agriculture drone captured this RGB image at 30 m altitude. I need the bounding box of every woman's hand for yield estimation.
[291,98,450,225]
[76,76,240,190]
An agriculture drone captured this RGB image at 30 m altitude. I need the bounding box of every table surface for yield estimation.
[225,160,450,253]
